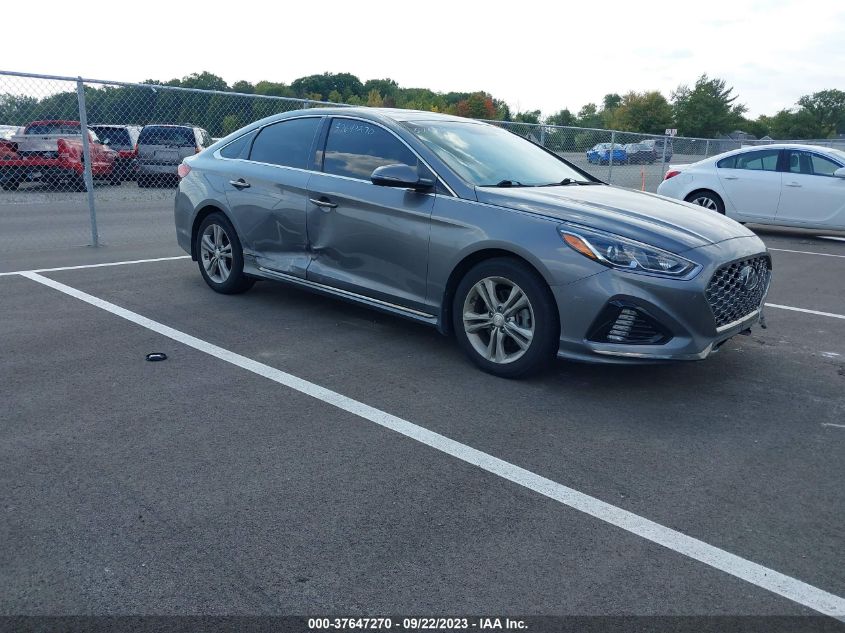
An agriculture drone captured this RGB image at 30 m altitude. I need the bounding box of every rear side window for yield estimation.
[718,149,779,171]
[248,118,321,169]
[219,132,254,159]
[719,149,780,171]
[138,126,196,147]
[322,118,418,179]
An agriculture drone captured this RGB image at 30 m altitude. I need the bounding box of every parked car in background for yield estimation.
[641,138,673,161]
[136,124,212,187]
[174,107,770,377]
[656,144,845,230]
[9,120,87,156]
[623,143,657,164]
[0,125,20,140]
[0,134,117,190]
[90,124,141,181]
[586,143,626,165]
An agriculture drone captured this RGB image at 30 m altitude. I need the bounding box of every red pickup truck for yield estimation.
[0,120,118,191]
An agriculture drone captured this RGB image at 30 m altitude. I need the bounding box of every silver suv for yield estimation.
[136,124,211,187]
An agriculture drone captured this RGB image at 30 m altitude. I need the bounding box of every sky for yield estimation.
[4,0,844,119]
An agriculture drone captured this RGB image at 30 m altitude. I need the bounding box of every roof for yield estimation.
[300,106,480,125]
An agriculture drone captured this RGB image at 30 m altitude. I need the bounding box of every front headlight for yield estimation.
[560,225,700,279]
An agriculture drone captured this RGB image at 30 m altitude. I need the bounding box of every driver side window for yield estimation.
[321,118,418,180]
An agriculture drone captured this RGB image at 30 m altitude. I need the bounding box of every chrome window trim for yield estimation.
[212,114,457,196]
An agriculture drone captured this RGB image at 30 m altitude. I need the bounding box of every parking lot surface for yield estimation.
[1,211,844,624]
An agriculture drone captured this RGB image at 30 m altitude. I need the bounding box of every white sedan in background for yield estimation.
[656,144,845,230]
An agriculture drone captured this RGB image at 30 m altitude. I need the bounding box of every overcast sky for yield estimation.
[7,0,844,118]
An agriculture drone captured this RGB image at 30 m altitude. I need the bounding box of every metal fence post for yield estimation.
[607,131,615,183]
[75,77,99,247]
[659,134,669,178]
[540,126,546,147]
[705,139,710,158]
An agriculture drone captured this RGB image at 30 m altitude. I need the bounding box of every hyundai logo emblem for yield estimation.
[738,265,759,292]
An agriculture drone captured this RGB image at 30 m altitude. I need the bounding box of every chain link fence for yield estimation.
[0,71,338,255]
[2,69,842,256]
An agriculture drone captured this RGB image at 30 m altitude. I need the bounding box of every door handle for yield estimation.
[229,178,250,189]
[785,182,801,187]
[309,197,338,209]
[723,176,739,180]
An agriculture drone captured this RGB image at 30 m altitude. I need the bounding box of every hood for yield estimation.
[475,184,756,253]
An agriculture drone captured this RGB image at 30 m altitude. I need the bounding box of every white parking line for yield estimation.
[768,248,845,259]
[821,423,845,429]
[765,303,845,321]
[0,255,191,277]
[20,270,845,620]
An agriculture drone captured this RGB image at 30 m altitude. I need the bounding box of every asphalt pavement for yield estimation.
[1,218,844,622]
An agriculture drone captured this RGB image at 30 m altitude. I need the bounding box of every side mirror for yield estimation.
[371,164,433,191]
[834,167,845,179]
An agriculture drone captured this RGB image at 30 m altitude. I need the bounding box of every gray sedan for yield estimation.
[174,108,771,377]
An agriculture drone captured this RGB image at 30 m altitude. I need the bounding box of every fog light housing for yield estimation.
[588,303,671,345]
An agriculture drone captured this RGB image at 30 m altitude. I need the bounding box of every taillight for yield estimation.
[664,169,681,180]
[177,162,191,179]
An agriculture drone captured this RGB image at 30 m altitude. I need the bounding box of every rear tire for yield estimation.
[452,258,558,378]
[685,190,725,214]
[195,212,255,295]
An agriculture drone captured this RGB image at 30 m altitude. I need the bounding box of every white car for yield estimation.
[656,144,845,230]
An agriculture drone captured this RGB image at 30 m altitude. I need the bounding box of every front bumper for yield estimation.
[553,237,770,364]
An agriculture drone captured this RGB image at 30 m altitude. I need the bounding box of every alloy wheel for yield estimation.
[200,223,233,284]
[462,276,535,364]
[690,195,718,210]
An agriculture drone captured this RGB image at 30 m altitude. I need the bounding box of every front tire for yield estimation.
[195,212,255,294]
[685,190,725,214]
[452,258,559,378]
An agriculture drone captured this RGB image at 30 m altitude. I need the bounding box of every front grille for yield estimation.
[587,304,670,345]
[705,255,770,329]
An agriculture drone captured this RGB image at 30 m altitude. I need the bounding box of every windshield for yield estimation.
[401,120,593,187]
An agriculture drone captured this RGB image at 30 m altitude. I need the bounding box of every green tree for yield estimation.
[366,89,384,107]
[796,89,845,137]
[179,71,229,91]
[363,79,398,106]
[546,109,576,126]
[576,103,603,128]
[291,72,364,101]
[758,109,823,139]
[609,91,673,134]
[513,110,541,124]
[672,74,747,137]
[231,81,254,94]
